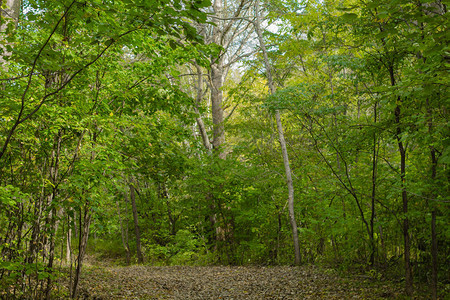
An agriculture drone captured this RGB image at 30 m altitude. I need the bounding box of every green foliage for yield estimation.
[0,0,448,298]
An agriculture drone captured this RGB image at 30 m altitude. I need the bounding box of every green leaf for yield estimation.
[341,13,358,22]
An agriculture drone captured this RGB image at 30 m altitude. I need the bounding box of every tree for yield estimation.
[254,0,300,265]
[195,0,255,156]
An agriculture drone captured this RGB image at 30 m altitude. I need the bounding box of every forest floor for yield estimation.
[56,258,434,300]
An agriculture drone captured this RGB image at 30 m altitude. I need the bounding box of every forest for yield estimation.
[0,0,448,298]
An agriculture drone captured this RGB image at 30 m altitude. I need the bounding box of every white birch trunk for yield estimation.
[0,0,20,67]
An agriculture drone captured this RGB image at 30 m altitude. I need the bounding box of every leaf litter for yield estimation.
[63,263,415,299]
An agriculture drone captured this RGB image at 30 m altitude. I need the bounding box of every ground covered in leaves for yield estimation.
[60,262,420,299]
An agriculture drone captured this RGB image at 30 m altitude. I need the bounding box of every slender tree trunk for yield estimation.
[44,129,63,299]
[275,201,282,264]
[254,0,301,265]
[427,99,438,299]
[44,206,57,299]
[71,206,91,299]
[117,200,131,265]
[380,226,386,260]
[194,63,212,152]
[395,103,413,296]
[275,111,301,265]
[417,0,442,284]
[130,182,144,263]
[388,61,412,295]
[193,61,218,251]
[370,103,379,266]
[66,218,72,265]
[431,209,437,299]
[161,184,178,236]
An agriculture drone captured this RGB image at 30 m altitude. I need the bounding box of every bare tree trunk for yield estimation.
[194,63,212,152]
[427,99,438,300]
[130,182,144,264]
[66,219,72,265]
[395,103,413,295]
[44,129,63,299]
[210,0,225,157]
[370,102,379,266]
[275,111,301,265]
[431,209,437,298]
[210,62,225,155]
[117,200,131,265]
[254,0,300,265]
[378,224,386,262]
[71,206,92,299]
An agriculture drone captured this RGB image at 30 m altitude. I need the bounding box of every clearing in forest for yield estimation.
[69,264,409,299]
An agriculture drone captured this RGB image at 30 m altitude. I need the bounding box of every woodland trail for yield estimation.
[68,263,408,299]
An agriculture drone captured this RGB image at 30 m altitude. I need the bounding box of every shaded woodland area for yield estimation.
[0,0,448,298]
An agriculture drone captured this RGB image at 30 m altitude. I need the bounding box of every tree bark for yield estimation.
[66,219,72,265]
[254,0,301,265]
[370,102,379,266]
[275,111,301,265]
[71,206,92,299]
[130,182,144,264]
[376,9,413,290]
[431,209,437,299]
[427,99,438,300]
[0,0,21,66]
[194,63,212,152]
[0,0,20,29]
[210,0,225,157]
[44,129,63,299]
[394,102,413,296]
[117,200,131,265]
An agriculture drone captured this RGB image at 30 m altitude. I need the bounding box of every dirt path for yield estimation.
[68,264,408,299]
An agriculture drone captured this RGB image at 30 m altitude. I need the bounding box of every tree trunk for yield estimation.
[210,64,225,156]
[395,103,413,296]
[71,206,92,299]
[210,0,225,157]
[194,63,212,152]
[254,0,301,265]
[427,99,438,300]
[388,59,412,295]
[378,224,386,262]
[431,209,437,299]
[0,0,20,29]
[117,200,131,265]
[370,102,379,266]
[44,129,63,299]
[66,219,72,265]
[130,182,144,264]
[0,0,21,66]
